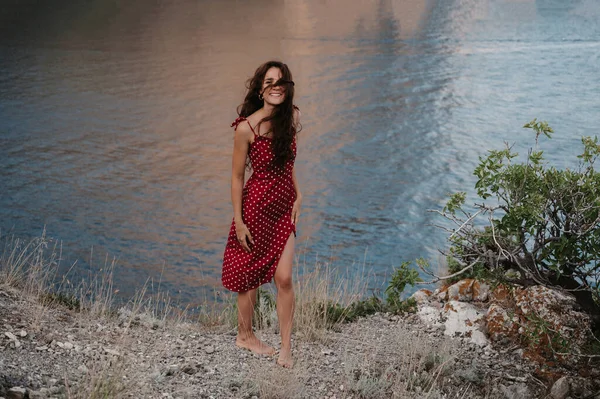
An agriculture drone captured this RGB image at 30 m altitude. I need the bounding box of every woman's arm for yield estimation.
[291,108,302,225]
[231,123,254,252]
[292,168,302,201]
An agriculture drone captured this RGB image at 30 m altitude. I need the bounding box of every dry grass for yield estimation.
[0,231,502,398]
[64,359,129,399]
[0,229,374,339]
[340,327,456,399]
[292,258,371,342]
[245,362,309,399]
[0,230,234,327]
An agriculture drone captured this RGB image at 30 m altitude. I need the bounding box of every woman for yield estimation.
[222,61,301,368]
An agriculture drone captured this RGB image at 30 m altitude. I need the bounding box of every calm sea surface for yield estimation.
[1,0,599,304]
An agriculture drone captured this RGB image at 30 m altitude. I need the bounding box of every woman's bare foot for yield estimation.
[236,334,276,356]
[276,347,293,368]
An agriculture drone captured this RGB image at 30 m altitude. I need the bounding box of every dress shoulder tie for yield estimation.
[231,116,258,136]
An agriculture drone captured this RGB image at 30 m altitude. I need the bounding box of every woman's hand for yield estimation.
[291,196,302,226]
[235,221,254,253]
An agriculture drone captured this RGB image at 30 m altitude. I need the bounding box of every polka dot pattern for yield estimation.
[222,117,297,293]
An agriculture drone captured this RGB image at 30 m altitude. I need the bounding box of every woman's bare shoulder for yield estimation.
[233,119,254,142]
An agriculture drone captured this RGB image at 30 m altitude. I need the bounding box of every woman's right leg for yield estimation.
[235,288,275,355]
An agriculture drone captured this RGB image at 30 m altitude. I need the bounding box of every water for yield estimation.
[1,0,599,304]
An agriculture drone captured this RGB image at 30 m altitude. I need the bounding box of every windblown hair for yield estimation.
[237,61,301,169]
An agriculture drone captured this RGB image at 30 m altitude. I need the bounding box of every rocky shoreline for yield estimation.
[1,281,599,399]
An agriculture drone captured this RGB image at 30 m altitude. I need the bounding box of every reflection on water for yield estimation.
[1,0,599,304]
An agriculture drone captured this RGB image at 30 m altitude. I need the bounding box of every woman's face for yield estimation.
[261,67,285,105]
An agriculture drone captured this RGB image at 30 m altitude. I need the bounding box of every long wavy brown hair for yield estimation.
[237,61,300,169]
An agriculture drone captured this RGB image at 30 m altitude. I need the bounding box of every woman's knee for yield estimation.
[275,274,293,291]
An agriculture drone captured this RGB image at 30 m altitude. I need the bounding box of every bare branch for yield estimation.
[449,209,485,240]
[414,257,482,285]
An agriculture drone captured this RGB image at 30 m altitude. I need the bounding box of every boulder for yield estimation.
[443,301,488,346]
[447,280,476,301]
[515,286,591,351]
[410,289,433,304]
[446,279,490,302]
[416,304,444,328]
[435,286,448,302]
[485,304,519,344]
[484,285,592,362]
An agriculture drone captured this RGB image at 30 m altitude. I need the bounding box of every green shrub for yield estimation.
[438,120,600,318]
[385,261,422,308]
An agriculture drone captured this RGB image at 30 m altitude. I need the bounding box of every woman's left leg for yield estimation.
[274,233,295,368]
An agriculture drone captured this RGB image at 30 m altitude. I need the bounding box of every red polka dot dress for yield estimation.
[222,116,297,293]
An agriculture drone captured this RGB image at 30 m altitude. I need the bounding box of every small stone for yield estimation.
[205,346,215,354]
[104,348,121,356]
[165,364,179,376]
[78,365,89,374]
[513,348,524,358]
[550,376,569,399]
[182,364,196,375]
[7,386,27,399]
[63,342,74,350]
[18,330,27,338]
[55,341,65,348]
[36,346,48,351]
[473,281,490,302]
[4,331,17,341]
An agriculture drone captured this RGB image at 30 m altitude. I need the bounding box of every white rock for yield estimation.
[443,301,486,345]
[416,305,444,327]
[18,330,27,338]
[63,342,74,350]
[410,289,432,304]
[447,280,474,301]
[474,282,490,302]
[204,346,215,354]
[436,289,448,301]
[470,330,489,347]
[4,331,17,341]
[7,386,27,399]
[550,376,569,399]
